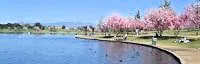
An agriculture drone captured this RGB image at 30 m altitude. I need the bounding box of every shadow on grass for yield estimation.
[139,36,198,42]
[100,36,124,38]
[139,36,183,40]
[100,36,114,38]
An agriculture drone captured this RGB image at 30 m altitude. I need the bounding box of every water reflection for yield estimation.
[99,42,179,64]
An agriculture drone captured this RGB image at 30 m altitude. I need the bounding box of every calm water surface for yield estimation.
[0,34,179,64]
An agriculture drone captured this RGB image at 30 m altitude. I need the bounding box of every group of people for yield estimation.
[114,34,128,41]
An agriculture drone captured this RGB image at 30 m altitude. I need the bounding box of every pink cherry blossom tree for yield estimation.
[98,13,130,36]
[99,13,146,36]
[181,1,200,35]
[128,17,145,35]
[105,13,128,33]
[98,17,109,36]
[169,16,186,36]
[144,8,177,37]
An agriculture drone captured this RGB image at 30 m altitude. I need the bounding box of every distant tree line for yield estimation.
[0,23,23,29]
[0,22,67,31]
[77,25,95,35]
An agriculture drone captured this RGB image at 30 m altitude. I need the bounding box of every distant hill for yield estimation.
[42,21,96,27]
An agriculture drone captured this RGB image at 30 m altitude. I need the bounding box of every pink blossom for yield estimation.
[144,8,178,31]
[128,17,145,31]
[181,4,200,29]
[105,13,128,32]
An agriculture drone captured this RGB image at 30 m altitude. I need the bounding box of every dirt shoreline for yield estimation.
[75,35,200,64]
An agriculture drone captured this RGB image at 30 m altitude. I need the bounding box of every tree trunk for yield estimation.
[104,32,107,36]
[156,30,163,38]
[160,31,163,37]
[85,30,87,35]
[195,25,199,36]
[92,30,94,35]
[196,31,199,35]
[174,28,180,37]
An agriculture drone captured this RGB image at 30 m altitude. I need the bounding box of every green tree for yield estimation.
[24,24,33,29]
[135,10,141,20]
[34,22,42,29]
[160,0,171,8]
[13,23,23,29]
[89,25,95,35]
[6,23,13,29]
[83,26,88,35]
[62,25,66,29]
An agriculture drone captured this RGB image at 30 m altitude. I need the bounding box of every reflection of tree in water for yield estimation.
[142,46,179,64]
[100,42,143,64]
[127,45,143,64]
[103,42,127,64]
[99,42,179,64]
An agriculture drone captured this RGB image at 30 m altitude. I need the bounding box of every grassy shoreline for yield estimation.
[76,30,200,48]
[76,34,200,49]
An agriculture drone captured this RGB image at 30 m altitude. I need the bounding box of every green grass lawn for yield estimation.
[127,35,200,49]
[91,30,200,49]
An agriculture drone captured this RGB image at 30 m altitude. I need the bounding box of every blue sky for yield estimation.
[0,0,194,24]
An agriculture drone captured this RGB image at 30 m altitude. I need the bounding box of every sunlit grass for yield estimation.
[90,30,200,49]
[127,35,200,49]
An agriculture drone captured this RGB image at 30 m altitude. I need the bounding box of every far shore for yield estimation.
[0,31,69,34]
[0,29,74,35]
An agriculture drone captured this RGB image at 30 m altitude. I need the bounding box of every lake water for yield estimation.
[0,34,180,64]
